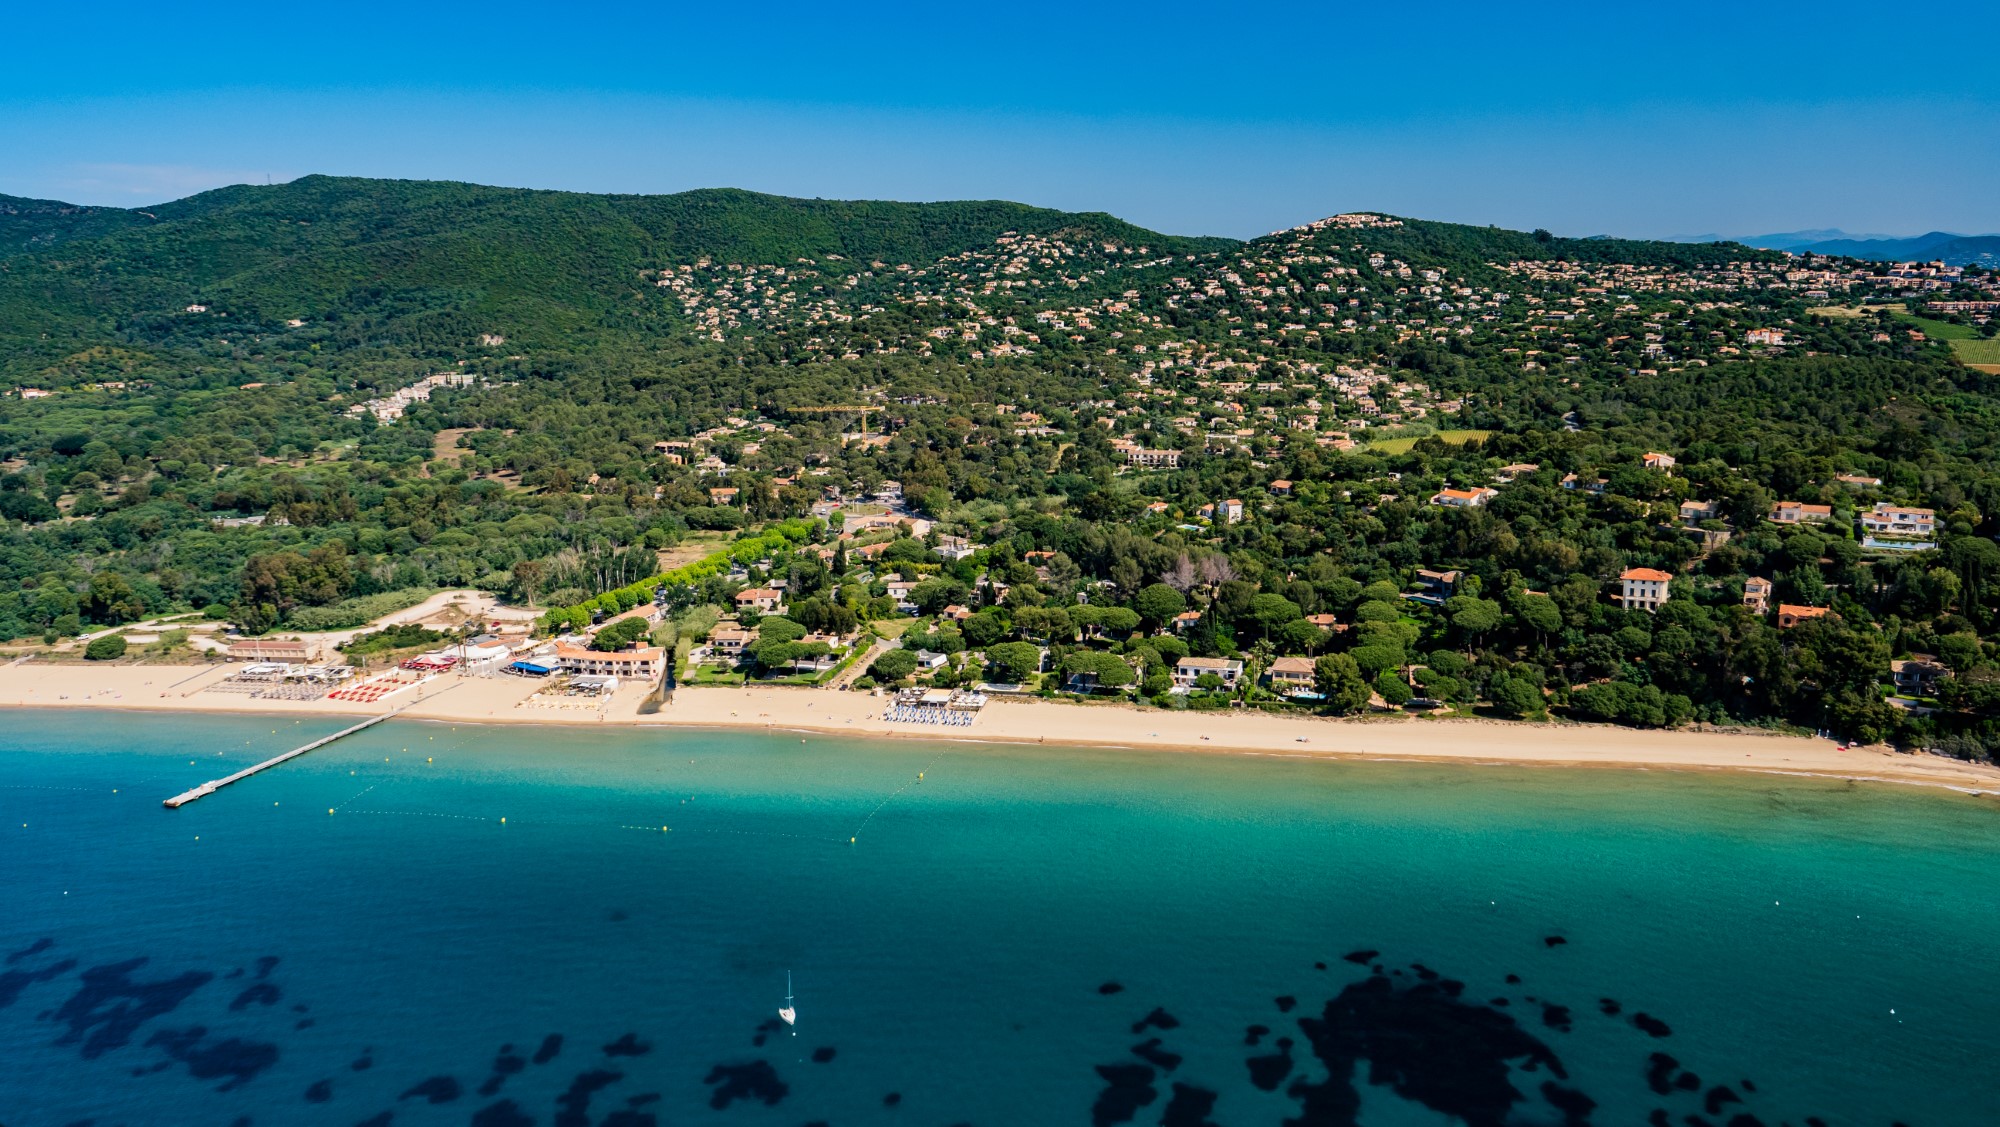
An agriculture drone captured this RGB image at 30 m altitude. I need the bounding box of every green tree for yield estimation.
[1275,617,1327,654]
[1062,650,1135,689]
[961,611,1007,648]
[1313,653,1372,714]
[1133,583,1188,627]
[983,641,1041,683]
[1486,673,1543,718]
[1248,592,1304,638]
[1374,670,1413,706]
[84,634,127,660]
[590,615,653,651]
[1514,593,1561,648]
[1446,595,1503,648]
[869,648,919,682]
[1350,643,1405,678]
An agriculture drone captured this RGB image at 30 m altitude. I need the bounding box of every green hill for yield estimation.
[0,176,1779,380]
[1272,214,1777,275]
[0,193,150,252]
[0,176,1236,371]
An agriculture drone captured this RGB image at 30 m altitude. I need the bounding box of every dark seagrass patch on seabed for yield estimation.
[471,1099,535,1127]
[1631,1011,1673,1038]
[1083,937,1886,1126]
[6,937,56,964]
[555,1067,625,1124]
[478,1043,528,1095]
[602,1031,651,1057]
[1130,1036,1182,1071]
[228,981,280,1011]
[0,953,78,1010]
[1159,1081,1222,1127]
[1089,1062,1156,1126]
[702,1060,787,1109]
[50,958,212,1058]
[145,1023,281,1091]
[398,1074,462,1103]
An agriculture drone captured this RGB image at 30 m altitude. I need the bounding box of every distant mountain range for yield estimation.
[1668,228,2000,267]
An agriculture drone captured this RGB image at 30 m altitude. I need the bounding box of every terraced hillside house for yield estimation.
[1778,605,1832,629]
[1618,568,1674,613]
[1430,487,1497,509]
[1770,501,1833,525]
[1860,503,1936,540]
[1743,577,1773,614]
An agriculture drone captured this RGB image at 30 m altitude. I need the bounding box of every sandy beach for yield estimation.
[5,660,1999,796]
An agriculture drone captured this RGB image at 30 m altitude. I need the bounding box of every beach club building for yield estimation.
[227,637,318,663]
[555,643,665,680]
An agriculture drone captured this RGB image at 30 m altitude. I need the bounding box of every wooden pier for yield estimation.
[163,709,402,808]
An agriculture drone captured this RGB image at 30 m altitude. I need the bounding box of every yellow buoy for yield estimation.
[500,817,506,824]
[328,809,334,815]
[850,837,856,843]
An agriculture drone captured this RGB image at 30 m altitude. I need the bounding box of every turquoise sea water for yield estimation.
[2,710,1998,1127]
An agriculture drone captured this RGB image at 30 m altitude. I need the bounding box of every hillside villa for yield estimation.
[1618,567,1673,613]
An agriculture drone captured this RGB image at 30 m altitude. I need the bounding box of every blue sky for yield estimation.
[4,1,1994,240]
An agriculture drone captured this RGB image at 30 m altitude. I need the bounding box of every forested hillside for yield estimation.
[3,177,1999,755]
[0,176,1233,370]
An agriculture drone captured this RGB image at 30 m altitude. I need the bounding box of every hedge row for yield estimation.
[539,521,816,634]
[288,588,435,631]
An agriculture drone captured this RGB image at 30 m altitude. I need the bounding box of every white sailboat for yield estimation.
[778,971,797,1030]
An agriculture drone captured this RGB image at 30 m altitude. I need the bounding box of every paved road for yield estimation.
[827,636,895,690]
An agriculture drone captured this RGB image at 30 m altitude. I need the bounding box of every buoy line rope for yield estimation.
[847,743,956,841]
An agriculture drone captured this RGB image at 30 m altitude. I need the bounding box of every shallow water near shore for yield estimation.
[3,710,1997,1127]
